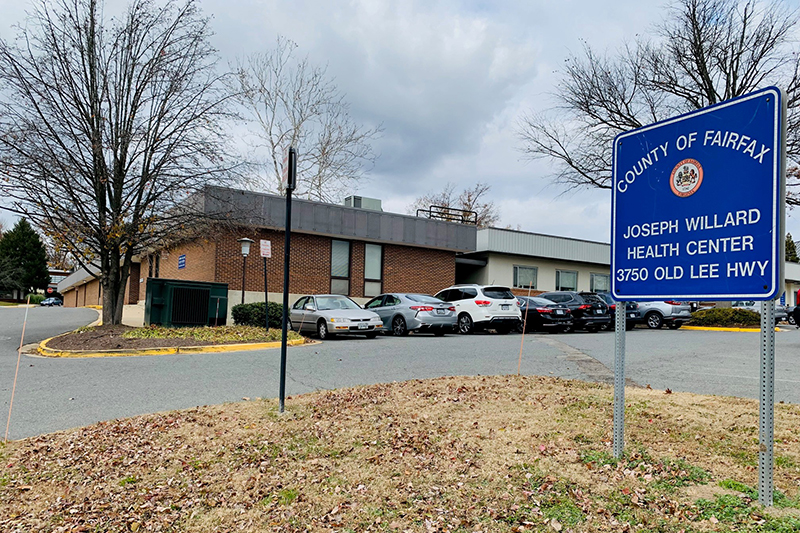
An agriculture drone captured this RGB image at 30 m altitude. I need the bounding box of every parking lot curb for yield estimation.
[36,335,309,358]
[682,325,782,332]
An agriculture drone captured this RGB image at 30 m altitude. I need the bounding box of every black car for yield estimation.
[596,292,639,331]
[516,296,573,333]
[537,291,611,332]
[40,297,63,307]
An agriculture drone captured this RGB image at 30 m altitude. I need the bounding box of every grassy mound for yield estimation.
[3,376,800,531]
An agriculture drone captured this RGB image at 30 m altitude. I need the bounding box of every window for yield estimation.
[459,288,478,300]
[555,270,578,291]
[330,240,351,294]
[590,273,610,293]
[364,296,384,309]
[292,297,308,310]
[482,287,515,299]
[513,266,538,289]
[364,243,383,297]
[148,254,161,278]
[386,295,401,306]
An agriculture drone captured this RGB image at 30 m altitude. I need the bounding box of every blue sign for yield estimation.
[612,87,785,301]
[780,292,786,305]
[178,254,186,270]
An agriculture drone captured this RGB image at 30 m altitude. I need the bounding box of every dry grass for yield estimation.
[2,375,800,532]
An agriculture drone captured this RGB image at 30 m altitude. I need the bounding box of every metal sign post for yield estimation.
[759,300,776,506]
[610,87,786,501]
[613,301,626,458]
[279,147,297,413]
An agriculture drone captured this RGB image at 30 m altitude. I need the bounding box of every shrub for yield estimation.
[688,308,760,327]
[231,301,284,328]
[26,293,45,304]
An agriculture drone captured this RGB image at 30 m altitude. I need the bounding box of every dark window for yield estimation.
[556,270,577,291]
[460,288,478,299]
[483,286,515,299]
[364,296,384,309]
[293,297,308,310]
[386,295,401,306]
[331,240,351,295]
[364,244,383,297]
[435,289,453,302]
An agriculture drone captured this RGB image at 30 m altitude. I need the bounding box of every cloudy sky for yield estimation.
[1,0,799,243]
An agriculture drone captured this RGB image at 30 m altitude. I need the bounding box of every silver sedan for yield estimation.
[289,294,384,340]
[363,293,457,336]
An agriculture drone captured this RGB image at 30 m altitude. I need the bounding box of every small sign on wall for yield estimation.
[178,254,186,270]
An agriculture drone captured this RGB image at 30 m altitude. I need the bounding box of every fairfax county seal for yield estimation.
[670,158,703,198]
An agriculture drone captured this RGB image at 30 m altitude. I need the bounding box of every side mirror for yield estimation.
[304,303,316,311]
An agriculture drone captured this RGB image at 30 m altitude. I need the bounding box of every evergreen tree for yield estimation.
[787,233,799,263]
[0,218,50,294]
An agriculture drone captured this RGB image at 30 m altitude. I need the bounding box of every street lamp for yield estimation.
[237,237,255,305]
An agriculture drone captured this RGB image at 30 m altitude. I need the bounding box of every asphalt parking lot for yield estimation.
[2,306,800,439]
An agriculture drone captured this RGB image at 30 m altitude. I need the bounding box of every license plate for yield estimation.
[436,308,445,315]
[358,323,368,329]
[629,313,636,318]
[555,310,564,315]
[595,309,602,314]
[501,304,510,310]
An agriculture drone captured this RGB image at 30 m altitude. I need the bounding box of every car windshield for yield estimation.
[482,286,515,299]
[406,294,443,303]
[316,296,361,311]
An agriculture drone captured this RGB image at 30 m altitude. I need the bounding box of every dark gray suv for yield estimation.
[537,291,611,332]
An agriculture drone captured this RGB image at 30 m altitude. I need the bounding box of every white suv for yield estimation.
[434,284,521,334]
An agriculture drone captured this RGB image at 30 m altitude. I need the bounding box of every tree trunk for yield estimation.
[100,247,131,326]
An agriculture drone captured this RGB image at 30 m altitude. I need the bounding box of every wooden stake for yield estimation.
[517,281,534,375]
[6,295,31,443]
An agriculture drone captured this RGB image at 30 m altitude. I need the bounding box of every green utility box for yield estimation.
[144,278,229,327]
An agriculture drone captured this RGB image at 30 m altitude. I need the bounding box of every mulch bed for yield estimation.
[46,326,258,351]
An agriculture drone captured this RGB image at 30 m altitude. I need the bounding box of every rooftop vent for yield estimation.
[344,195,382,211]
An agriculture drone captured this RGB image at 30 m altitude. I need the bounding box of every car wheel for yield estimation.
[645,312,663,329]
[317,320,334,340]
[458,313,474,335]
[287,318,294,331]
[391,315,408,336]
[365,332,377,339]
[668,322,682,330]
[789,315,796,326]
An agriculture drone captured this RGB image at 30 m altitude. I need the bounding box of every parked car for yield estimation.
[731,300,789,324]
[434,284,522,334]
[788,305,796,325]
[40,297,63,307]
[363,293,456,336]
[636,301,693,329]
[288,294,383,339]
[516,296,573,333]
[595,292,639,330]
[537,291,611,332]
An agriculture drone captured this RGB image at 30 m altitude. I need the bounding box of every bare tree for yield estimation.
[0,0,234,324]
[409,182,499,227]
[232,37,381,202]
[518,0,800,202]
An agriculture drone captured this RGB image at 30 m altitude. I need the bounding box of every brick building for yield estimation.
[59,187,476,322]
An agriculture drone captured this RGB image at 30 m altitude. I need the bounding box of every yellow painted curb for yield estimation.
[37,335,308,358]
[682,325,781,332]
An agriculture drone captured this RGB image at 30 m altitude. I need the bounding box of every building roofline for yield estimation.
[481,226,610,246]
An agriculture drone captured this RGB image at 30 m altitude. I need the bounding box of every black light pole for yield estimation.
[237,238,254,305]
[279,147,296,413]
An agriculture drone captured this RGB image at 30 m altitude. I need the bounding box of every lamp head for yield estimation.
[237,237,255,257]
